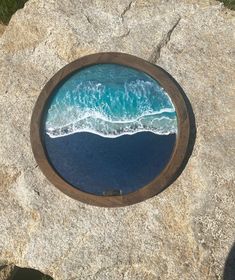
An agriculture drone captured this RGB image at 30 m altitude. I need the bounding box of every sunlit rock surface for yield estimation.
[0,0,234,279]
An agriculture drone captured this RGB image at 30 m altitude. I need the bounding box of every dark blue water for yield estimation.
[44,132,176,195]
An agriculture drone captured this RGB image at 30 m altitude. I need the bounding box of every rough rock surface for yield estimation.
[0,24,5,36]
[0,264,16,280]
[0,0,234,279]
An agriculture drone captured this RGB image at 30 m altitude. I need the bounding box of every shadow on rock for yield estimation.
[224,243,235,280]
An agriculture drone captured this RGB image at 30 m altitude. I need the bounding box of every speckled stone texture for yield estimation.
[0,0,234,279]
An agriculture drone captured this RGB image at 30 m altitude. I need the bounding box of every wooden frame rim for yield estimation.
[30,52,191,207]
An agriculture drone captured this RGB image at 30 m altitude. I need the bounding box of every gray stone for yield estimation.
[0,0,234,279]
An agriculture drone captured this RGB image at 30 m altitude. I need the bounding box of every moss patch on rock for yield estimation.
[220,0,235,10]
[0,0,28,24]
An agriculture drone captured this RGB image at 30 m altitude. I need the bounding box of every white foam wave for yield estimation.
[46,114,177,138]
[45,78,178,138]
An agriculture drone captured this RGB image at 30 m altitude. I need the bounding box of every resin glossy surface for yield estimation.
[43,64,177,195]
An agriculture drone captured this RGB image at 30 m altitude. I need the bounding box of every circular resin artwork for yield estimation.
[31,53,190,206]
[44,63,177,195]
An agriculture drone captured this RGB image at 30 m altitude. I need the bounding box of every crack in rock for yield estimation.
[84,14,92,24]
[79,0,92,25]
[121,1,134,22]
[149,16,181,64]
[117,29,130,39]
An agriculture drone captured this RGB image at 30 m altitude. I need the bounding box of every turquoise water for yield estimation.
[45,64,177,138]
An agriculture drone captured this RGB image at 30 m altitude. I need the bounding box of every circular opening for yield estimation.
[30,52,190,207]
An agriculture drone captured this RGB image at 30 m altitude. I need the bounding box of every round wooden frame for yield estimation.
[30,52,190,207]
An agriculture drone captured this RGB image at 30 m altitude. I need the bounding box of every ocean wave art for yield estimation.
[43,63,178,195]
[45,64,177,138]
